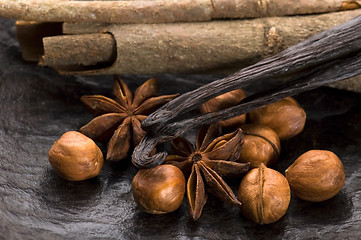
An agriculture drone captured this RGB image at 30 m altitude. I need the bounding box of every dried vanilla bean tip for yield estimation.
[132,15,361,168]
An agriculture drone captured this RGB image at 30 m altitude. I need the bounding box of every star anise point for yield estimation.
[80,76,178,162]
[165,123,249,220]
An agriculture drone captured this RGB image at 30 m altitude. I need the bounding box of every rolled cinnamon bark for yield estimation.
[15,21,63,62]
[41,33,116,69]
[1,0,360,24]
[40,9,361,75]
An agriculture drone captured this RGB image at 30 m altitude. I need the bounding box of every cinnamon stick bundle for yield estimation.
[1,0,360,24]
[38,9,361,75]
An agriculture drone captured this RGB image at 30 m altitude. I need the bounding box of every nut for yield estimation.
[248,97,306,140]
[48,131,104,181]
[200,89,247,129]
[132,164,186,214]
[238,124,281,168]
[285,150,345,202]
[238,163,290,224]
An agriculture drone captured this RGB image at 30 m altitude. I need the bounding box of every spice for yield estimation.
[132,164,186,214]
[48,131,104,181]
[238,124,281,168]
[164,124,249,220]
[80,76,178,161]
[248,97,306,140]
[23,10,361,77]
[238,163,290,224]
[133,15,361,168]
[285,150,345,202]
[200,89,247,130]
[3,0,357,24]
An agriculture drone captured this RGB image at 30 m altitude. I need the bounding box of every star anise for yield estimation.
[164,124,250,220]
[80,76,179,161]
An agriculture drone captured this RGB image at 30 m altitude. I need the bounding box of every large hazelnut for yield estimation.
[238,164,290,224]
[200,89,247,129]
[238,124,281,168]
[132,164,186,214]
[248,97,306,140]
[48,131,104,181]
[285,150,345,202]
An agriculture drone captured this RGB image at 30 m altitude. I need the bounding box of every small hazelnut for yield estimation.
[132,164,186,214]
[285,150,345,202]
[48,131,104,181]
[238,163,290,224]
[238,124,281,168]
[200,89,247,129]
[248,97,306,140]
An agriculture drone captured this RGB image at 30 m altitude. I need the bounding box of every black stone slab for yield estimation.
[1,18,360,240]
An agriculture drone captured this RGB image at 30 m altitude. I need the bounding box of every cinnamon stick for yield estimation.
[15,21,63,62]
[38,9,361,75]
[41,33,116,69]
[1,0,360,24]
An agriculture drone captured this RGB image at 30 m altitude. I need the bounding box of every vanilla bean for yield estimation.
[163,51,361,135]
[132,15,361,168]
[141,15,361,132]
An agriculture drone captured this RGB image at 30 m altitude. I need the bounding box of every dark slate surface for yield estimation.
[1,18,361,240]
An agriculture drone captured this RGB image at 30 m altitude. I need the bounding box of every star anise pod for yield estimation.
[164,124,250,220]
[80,76,179,161]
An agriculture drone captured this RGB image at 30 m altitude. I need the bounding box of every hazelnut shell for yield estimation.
[48,131,104,181]
[132,164,186,214]
[248,97,306,140]
[238,124,281,168]
[238,163,290,224]
[200,89,247,129]
[285,150,345,202]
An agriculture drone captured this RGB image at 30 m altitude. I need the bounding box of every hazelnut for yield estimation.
[238,124,281,168]
[238,164,290,224]
[132,164,186,214]
[285,150,345,202]
[200,89,247,129]
[248,97,306,140]
[48,131,104,181]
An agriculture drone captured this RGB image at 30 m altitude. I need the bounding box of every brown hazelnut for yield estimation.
[285,150,345,202]
[238,124,281,168]
[48,131,104,181]
[200,89,247,129]
[238,163,290,224]
[248,97,306,140]
[132,164,186,214]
